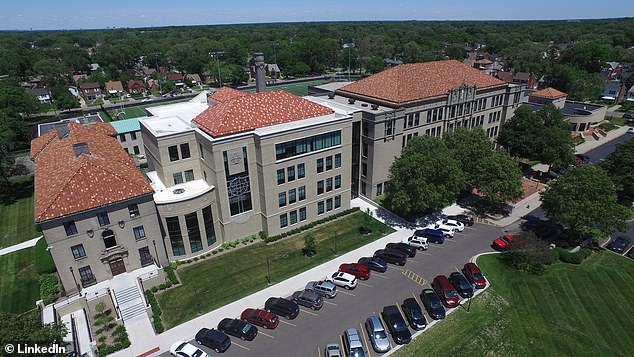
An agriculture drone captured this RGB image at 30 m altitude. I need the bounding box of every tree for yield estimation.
[443,127,494,186]
[541,165,629,237]
[0,311,66,349]
[51,85,79,111]
[365,56,385,74]
[544,64,603,101]
[600,139,634,202]
[303,233,317,257]
[384,136,466,219]
[473,150,523,203]
[500,231,557,274]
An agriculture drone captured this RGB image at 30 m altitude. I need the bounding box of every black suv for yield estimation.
[382,305,411,344]
[373,249,407,266]
[419,289,445,320]
[385,242,417,258]
[264,297,300,319]
[449,272,474,298]
[446,214,474,226]
[401,298,427,330]
[358,256,388,273]
[606,236,631,254]
[195,328,231,353]
[218,318,258,341]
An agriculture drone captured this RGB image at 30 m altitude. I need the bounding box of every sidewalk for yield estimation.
[0,236,41,256]
[575,125,629,154]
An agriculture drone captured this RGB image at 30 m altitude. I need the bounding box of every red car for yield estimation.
[240,308,279,329]
[338,263,371,280]
[492,234,513,251]
[462,262,486,289]
[431,275,460,308]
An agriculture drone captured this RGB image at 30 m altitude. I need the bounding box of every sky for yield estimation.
[1,0,633,31]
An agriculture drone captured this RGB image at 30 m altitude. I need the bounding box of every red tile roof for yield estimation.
[336,60,507,107]
[208,86,248,103]
[193,90,334,137]
[529,87,567,99]
[32,123,153,222]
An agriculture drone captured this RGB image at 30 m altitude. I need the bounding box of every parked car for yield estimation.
[627,127,634,134]
[462,262,487,289]
[358,256,388,273]
[382,305,411,344]
[364,315,391,353]
[575,154,591,165]
[324,343,342,357]
[401,298,427,330]
[342,328,367,357]
[420,289,445,320]
[446,214,474,226]
[291,290,323,310]
[326,271,358,290]
[194,328,231,353]
[217,318,258,341]
[339,263,371,280]
[492,234,513,251]
[436,218,465,232]
[606,236,631,254]
[170,340,209,357]
[264,297,300,319]
[240,308,279,329]
[420,228,445,244]
[373,249,407,266]
[432,275,461,308]
[626,247,634,260]
[431,223,456,238]
[386,242,417,257]
[449,272,474,298]
[624,113,634,120]
[306,280,338,298]
[402,232,429,250]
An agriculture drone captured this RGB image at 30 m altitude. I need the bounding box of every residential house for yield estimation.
[73,74,88,85]
[512,72,537,89]
[601,80,625,102]
[186,74,202,87]
[626,85,634,102]
[146,79,160,93]
[105,80,124,98]
[167,73,184,87]
[31,87,52,104]
[496,72,514,83]
[384,58,403,69]
[127,80,146,95]
[249,63,281,79]
[79,82,102,100]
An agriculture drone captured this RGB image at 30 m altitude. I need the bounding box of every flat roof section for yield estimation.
[110,117,142,134]
[147,171,214,204]
[37,114,103,136]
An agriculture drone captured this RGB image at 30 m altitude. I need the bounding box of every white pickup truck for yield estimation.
[402,234,429,250]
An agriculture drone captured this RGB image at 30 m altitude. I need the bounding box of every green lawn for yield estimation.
[0,177,41,248]
[157,211,394,329]
[396,252,634,357]
[107,98,192,120]
[243,79,331,96]
[599,121,618,132]
[607,116,629,126]
[0,247,40,314]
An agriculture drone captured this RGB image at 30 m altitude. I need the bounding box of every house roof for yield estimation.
[335,60,506,107]
[105,80,124,92]
[514,72,533,81]
[80,82,100,90]
[127,80,145,89]
[31,88,50,96]
[193,90,334,137]
[208,86,248,103]
[529,87,567,99]
[496,72,514,83]
[168,73,184,80]
[186,74,202,82]
[31,123,152,222]
[110,118,141,134]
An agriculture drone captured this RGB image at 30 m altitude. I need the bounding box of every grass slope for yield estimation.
[157,212,394,329]
[396,252,634,357]
[0,247,40,314]
[0,177,40,248]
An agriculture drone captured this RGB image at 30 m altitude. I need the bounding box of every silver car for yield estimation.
[343,328,366,357]
[365,315,391,353]
[306,280,338,298]
[324,343,342,357]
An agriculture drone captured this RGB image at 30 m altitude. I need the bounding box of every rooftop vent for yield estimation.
[361,103,368,107]
[327,92,335,99]
[348,98,355,104]
[371,104,379,110]
[72,142,90,158]
[173,188,185,195]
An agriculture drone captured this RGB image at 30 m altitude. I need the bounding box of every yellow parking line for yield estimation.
[317,346,320,357]
[324,300,337,306]
[359,282,373,288]
[279,320,297,327]
[339,290,356,296]
[339,334,345,353]
[373,274,390,279]
[259,331,274,339]
[301,309,319,316]
[360,322,372,357]
[232,342,251,351]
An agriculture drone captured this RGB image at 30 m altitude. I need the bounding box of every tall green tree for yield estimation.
[384,136,466,219]
[600,139,634,203]
[0,311,66,350]
[541,165,629,237]
[544,64,603,101]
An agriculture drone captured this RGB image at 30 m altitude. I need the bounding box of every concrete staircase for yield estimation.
[112,281,147,323]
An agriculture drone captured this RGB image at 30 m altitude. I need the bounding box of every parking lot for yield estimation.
[159,221,503,357]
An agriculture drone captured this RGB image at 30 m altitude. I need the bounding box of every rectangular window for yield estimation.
[202,205,216,247]
[131,132,137,140]
[414,112,420,126]
[335,195,341,208]
[185,212,202,253]
[326,198,333,211]
[297,163,305,179]
[275,130,341,160]
[377,183,383,196]
[78,266,96,288]
[173,172,183,185]
[385,119,395,136]
[334,153,341,168]
[287,166,295,182]
[362,143,368,158]
[325,156,332,171]
[180,143,191,159]
[317,180,324,195]
[289,210,297,225]
[119,133,126,142]
[133,226,146,240]
[318,201,325,215]
[361,182,366,195]
[184,169,195,182]
[288,189,296,204]
[317,158,324,173]
[71,244,86,259]
[277,168,285,185]
[64,221,78,236]
[139,247,153,267]
[133,145,140,155]
[166,217,185,256]
[97,212,110,227]
[124,148,129,155]
[280,213,288,228]
[362,163,368,177]
[326,177,333,192]
[168,145,179,162]
[278,192,287,207]
[299,207,307,221]
[335,175,341,189]
[199,144,205,159]
[298,186,306,201]
[128,204,140,217]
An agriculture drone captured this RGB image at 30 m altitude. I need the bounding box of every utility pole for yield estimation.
[343,42,355,81]
[209,51,225,87]
[272,42,279,82]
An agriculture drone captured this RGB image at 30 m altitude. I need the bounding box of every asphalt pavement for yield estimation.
[583,131,633,164]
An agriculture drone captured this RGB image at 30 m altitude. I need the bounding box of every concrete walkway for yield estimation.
[575,125,630,154]
[0,236,41,256]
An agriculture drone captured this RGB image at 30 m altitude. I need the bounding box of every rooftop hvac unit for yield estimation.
[348,98,355,104]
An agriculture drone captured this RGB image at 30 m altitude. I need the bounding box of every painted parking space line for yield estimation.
[401,269,427,286]
[373,273,390,279]
[339,290,356,296]
[317,346,320,357]
[279,320,297,327]
[428,244,445,249]
[259,331,275,339]
[301,309,319,316]
[324,300,337,306]
[465,227,478,231]
[390,266,405,271]
[339,334,345,353]
[359,282,373,288]
[408,259,420,264]
[360,322,373,357]
[420,252,433,256]
[233,342,251,351]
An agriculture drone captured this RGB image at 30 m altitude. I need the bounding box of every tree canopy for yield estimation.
[600,138,634,203]
[0,311,67,350]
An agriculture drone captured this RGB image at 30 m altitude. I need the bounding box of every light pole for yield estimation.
[209,51,225,87]
[266,257,271,285]
[343,42,355,81]
[69,267,80,295]
[271,42,279,82]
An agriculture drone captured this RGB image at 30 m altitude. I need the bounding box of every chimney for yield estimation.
[254,52,266,93]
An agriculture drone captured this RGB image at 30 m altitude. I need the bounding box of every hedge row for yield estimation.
[263,208,359,243]
[172,234,261,266]
[163,265,179,285]
[39,273,59,305]
[34,238,56,274]
[557,248,592,264]
[145,290,164,333]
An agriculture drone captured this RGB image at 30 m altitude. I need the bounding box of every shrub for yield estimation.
[34,238,56,274]
[39,273,59,305]
[303,233,317,257]
[193,257,199,261]
[500,232,557,274]
[145,290,164,333]
[218,248,224,252]
[558,248,591,264]
[164,265,179,285]
[212,250,218,254]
